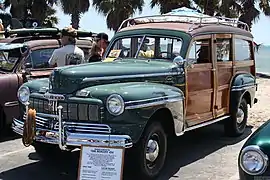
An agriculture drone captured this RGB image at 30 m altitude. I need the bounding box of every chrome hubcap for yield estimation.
[146,136,160,163]
[236,108,245,124]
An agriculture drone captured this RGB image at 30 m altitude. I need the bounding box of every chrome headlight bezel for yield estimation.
[239,145,269,175]
[17,86,30,104]
[106,94,125,116]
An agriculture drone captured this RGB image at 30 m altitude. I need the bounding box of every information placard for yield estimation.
[78,145,125,180]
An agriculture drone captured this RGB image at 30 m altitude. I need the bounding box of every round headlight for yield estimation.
[240,145,268,175]
[106,94,125,116]
[17,86,30,104]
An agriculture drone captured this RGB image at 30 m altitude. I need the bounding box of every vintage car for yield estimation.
[238,120,270,179]
[12,14,257,179]
[0,28,94,134]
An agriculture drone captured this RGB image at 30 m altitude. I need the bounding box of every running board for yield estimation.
[183,115,230,133]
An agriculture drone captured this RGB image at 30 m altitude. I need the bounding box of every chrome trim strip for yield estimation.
[12,118,133,148]
[231,84,255,91]
[4,101,19,107]
[125,97,183,109]
[125,94,183,105]
[183,115,230,132]
[82,71,183,82]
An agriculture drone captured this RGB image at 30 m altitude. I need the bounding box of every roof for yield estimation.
[118,14,253,38]
[119,22,252,38]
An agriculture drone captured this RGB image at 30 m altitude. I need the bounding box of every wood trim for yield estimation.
[187,63,212,72]
[186,111,214,126]
[216,107,228,116]
[193,34,211,40]
[216,61,233,68]
[235,60,254,67]
[215,34,232,39]
[218,84,229,90]
[188,88,213,96]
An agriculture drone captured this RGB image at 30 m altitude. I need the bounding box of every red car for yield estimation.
[0,28,94,134]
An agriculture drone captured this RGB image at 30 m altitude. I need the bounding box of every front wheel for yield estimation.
[224,98,248,137]
[132,121,167,179]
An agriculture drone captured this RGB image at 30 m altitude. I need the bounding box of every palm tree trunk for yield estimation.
[71,11,80,29]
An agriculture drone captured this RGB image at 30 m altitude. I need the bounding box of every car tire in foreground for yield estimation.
[132,121,167,179]
[224,98,248,137]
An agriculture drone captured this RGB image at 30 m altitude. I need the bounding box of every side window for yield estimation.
[216,38,231,62]
[235,39,251,61]
[159,37,182,59]
[30,48,56,69]
[188,39,211,64]
[109,38,132,58]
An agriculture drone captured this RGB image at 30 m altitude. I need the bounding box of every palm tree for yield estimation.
[59,0,90,29]
[150,0,192,14]
[3,0,58,26]
[238,0,270,29]
[92,0,144,32]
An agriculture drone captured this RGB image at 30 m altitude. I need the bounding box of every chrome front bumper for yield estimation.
[12,102,133,150]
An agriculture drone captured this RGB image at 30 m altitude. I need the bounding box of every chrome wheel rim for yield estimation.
[236,108,245,124]
[145,133,160,169]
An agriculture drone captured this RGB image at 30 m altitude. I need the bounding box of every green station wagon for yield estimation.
[13,13,258,179]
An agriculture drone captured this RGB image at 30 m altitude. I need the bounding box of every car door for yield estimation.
[185,35,215,126]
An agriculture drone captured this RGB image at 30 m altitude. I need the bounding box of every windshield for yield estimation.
[0,46,24,71]
[105,35,183,61]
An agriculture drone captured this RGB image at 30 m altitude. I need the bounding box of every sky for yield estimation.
[54,0,270,45]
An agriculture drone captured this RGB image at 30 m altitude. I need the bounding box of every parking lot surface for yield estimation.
[0,124,253,180]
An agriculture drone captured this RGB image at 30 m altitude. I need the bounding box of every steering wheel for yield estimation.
[158,51,178,60]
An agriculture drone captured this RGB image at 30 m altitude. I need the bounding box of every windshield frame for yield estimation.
[0,43,28,72]
[104,34,184,62]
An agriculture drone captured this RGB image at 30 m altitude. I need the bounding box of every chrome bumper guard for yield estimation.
[12,102,133,150]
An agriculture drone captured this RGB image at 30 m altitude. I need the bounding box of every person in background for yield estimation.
[95,32,109,57]
[0,19,4,38]
[48,26,85,67]
[88,42,102,63]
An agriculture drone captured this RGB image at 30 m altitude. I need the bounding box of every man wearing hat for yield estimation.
[95,32,109,57]
[48,26,85,67]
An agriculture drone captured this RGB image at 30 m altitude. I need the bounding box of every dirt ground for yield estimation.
[248,77,270,128]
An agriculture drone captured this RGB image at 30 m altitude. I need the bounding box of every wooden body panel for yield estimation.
[185,33,255,127]
[186,63,214,125]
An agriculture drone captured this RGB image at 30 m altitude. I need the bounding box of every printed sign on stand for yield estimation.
[78,145,125,180]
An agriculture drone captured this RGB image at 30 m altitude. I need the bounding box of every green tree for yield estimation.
[92,0,144,32]
[59,0,90,29]
[150,0,192,14]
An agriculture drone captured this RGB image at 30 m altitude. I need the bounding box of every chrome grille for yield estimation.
[23,113,111,134]
[29,97,101,121]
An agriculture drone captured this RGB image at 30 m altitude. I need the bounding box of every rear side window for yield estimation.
[235,39,251,61]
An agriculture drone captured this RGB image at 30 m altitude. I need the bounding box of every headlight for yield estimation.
[106,94,124,116]
[17,86,30,104]
[240,145,268,175]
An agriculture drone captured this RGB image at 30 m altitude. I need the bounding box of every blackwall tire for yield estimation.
[224,98,248,137]
[134,121,167,179]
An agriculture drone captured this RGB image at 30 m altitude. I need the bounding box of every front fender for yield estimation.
[76,82,185,143]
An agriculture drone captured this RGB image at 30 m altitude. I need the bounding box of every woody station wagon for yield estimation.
[12,14,258,179]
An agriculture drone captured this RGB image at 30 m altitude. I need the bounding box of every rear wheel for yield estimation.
[224,98,248,137]
[132,121,167,179]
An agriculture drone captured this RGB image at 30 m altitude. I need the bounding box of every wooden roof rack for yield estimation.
[118,14,250,32]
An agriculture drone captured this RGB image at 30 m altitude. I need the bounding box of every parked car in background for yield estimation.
[0,28,94,134]
[13,11,257,179]
[238,121,270,179]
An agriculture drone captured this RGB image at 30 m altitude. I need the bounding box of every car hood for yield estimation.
[48,59,183,94]
[241,120,270,153]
